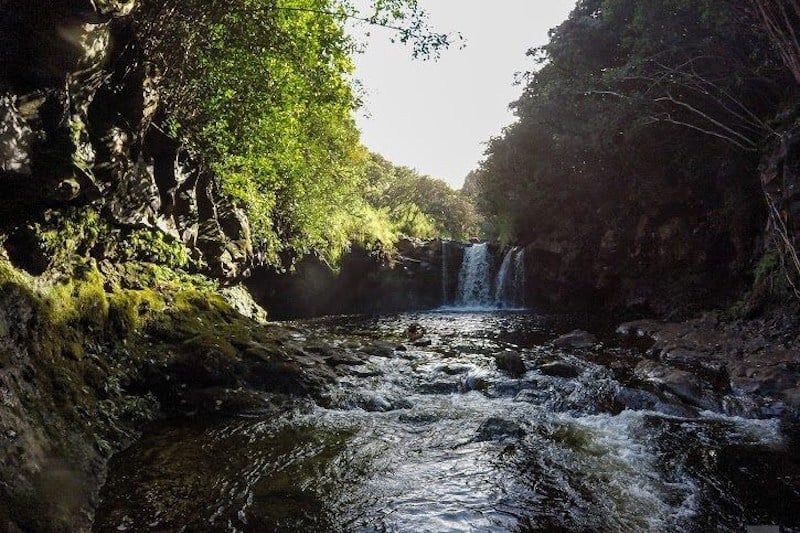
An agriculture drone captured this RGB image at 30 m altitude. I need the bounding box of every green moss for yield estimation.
[754,247,781,283]
[45,260,109,330]
[116,228,192,269]
[107,288,166,337]
[32,207,195,271]
[35,207,106,268]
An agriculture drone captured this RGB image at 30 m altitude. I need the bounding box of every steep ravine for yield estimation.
[1,1,800,531]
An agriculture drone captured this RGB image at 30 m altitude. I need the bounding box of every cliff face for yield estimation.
[520,105,800,318]
[248,239,462,319]
[520,162,773,317]
[0,0,251,279]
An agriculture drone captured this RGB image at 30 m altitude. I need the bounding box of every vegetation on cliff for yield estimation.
[364,153,481,241]
[131,0,470,268]
[468,0,800,312]
[0,0,474,282]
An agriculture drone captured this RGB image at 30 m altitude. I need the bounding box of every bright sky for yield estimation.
[350,1,577,189]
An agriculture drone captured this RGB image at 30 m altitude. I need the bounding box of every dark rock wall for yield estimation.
[248,239,464,319]
[0,0,252,279]
[521,174,766,318]
[762,109,800,259]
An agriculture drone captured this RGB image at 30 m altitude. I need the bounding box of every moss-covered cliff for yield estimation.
[0,252,343,530]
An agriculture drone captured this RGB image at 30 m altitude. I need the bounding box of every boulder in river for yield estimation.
[494,350,526,376]
[539,361,581,379]
[477,416,526,442]
[553,330,598,350]
[359,343,396,358]
[634,359,719,411]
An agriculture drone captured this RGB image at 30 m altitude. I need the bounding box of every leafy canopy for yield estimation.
[134,0,462,268]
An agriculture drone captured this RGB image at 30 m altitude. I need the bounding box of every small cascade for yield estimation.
[441,240,449,306]
[494,246,518,305]
[494,246,526,308]
[455,243,494,307]
[452,243,527,309]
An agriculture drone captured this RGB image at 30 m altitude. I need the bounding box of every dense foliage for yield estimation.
[133,0,464,268]
[472,0,790,257]
[364,154,481,241]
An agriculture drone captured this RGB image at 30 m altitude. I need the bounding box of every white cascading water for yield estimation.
[455,243,494,307]
[493,246,519,307]
[441,240,449,306]
[510,246,526,307]
[453,243,526,308]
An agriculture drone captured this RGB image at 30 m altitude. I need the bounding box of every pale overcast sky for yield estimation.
[350,1,577,189]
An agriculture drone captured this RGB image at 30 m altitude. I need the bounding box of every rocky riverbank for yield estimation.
[2,247,798,531]
[0,257,351,531]
[617,310,800,428]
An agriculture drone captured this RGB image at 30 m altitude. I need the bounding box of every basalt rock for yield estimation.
[494,350,526,377]
[762,112,800,251]
[0,0,253,281]
[248,239,449,318]
[553,330,598,350]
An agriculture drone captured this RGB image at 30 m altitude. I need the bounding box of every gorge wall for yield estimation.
[0,0,252,279]
[521,107,800,319]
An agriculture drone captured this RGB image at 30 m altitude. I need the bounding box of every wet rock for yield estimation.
[781,388,800,408]
[513,388,551,404]
[462,372,491,392]
[436,364,471,376]
[736,365,799,396]
[0,95,32,174]
[413,338,433,347]
[359,343,396,358]
[323,351,366,367]
[553,330,598,350]
[616,320,660,338]
[614,387,662,411]
[476,416,525,442]
[539,361,581,379]
[613,387,702,418]
[418,381,460,395]
[342,367,384,379]
[634,359,719,411]
[220,285,268,324]
[494,350,526,376]
[365,395,393,412]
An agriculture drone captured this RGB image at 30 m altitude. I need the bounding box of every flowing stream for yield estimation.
[95,311,800,532]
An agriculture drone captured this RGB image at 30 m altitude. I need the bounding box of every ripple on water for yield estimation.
[95,311,800,533]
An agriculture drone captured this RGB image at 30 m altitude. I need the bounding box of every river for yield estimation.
[94,310,800,532]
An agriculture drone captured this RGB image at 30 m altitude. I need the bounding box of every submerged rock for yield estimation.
[553,330,598,350]
[476,416,525,442]
[539,361,581,379]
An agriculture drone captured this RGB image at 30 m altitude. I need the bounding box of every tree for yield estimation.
[364,153,481,240]
[472,0,783,306]
[128,0,456,268]
[749,0,800,84]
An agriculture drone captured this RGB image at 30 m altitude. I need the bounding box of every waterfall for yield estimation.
[493,246,526,308]
[493,246,516,305]
[455,243,494,307]
[441,240,449,306]
[452,243,526,309]
[511,247,526,307]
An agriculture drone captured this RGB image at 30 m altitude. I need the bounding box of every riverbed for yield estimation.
[94,311,800,532]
